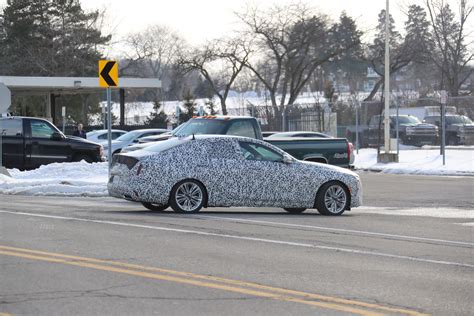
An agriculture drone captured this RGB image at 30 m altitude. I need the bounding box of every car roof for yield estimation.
[126,128,169,133]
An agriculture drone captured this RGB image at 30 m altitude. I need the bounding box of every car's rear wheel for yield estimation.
[283,208,306,214]
[170,180,206,213]
[141,202,168,212]
[316,181,349,216]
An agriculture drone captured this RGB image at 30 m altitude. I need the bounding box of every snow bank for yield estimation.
[0,161,108,196]
[355,148,474,176]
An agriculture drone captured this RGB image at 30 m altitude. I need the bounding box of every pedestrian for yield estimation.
[73,123,87,139]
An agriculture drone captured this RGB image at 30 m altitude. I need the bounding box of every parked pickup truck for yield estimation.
[423,114,474,145]
[122,116,354,168]
[1,116,104,170]
[366,114,438,147]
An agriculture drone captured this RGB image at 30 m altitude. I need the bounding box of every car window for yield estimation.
[226,120,257,138]
[112,132,124,139]
[238,141,283,162]
[97,133,108,140]
[1,119,23,136]
[30,120,57,138]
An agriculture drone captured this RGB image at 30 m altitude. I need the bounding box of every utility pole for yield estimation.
[377,0,398,163]
[384,0,390,154]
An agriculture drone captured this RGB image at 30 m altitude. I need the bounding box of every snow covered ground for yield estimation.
[0,148,472,196]
[355,148,474,176]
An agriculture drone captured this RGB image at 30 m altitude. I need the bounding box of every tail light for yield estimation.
[348,142,353,161]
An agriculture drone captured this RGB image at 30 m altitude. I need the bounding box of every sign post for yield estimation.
[99,60,119,175]
[62,106,66,133]
[440,90,447,166]
[0,83,12,175]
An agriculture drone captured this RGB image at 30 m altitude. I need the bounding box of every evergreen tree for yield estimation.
[404,5,435,95]
[146,100,169,128]
[205,98,218,115]
[0,0,111,122]
[180,90,196,122]
[330,12,365,93]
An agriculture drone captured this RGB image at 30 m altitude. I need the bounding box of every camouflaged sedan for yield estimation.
[108,135,362,215]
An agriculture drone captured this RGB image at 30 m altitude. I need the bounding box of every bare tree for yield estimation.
[121,25,185,80]
[178,37,250,115]
[425,0,473,96]
[236,3,361,110]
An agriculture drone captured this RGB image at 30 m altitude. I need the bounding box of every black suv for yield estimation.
[1,116,105,170]
[423,115,474,145]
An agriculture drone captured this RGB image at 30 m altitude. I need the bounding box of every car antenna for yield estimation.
[192,133,195,140]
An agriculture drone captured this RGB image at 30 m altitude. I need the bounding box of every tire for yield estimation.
[316,181,349,216]
[141,202,168,212]
[447,135,457,146]
[74,154,93,163]
[169,179,206,213]
[284,208,306,214]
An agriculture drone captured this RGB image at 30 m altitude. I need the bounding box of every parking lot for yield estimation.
[1,173,472,316]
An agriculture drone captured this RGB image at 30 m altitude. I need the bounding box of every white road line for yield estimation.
[189,215,474,247]
[1,210,473,269]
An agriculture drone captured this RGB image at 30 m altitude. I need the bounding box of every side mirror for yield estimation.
[282,155,293,164]
[51,132,63,141]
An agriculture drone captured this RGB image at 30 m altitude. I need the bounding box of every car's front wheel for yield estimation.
[316,181,349,216]
[283,208,306,214]
[170,179,206,213]
[141,202,168,211]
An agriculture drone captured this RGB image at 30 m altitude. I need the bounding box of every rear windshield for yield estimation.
[143,137,188,153]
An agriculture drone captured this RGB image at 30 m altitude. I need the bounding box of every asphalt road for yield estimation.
[1,173,473,315]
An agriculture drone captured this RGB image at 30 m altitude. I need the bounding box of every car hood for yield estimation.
[144,134,174,142]
[66,136,101,146]
[399,123,436,128]
[101,140,125,147]
[121,142,154,153]
[299,159,358,177]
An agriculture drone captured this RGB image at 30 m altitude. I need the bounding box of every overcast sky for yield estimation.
[0,0,469,52]
[78,0,428,45]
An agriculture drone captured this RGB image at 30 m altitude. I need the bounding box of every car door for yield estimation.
[25,119,71,169]
[1,118,24,169]
[236,141,301,207]
[199,139,244,206]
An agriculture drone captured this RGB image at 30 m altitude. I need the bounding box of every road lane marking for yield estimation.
[189,215,474,247]
[0,245,427,316]
[1,210,473,269]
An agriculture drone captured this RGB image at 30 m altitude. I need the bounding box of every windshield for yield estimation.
[396,116,421,124]
[174,119,228,136]
[446,116,473,124]
[116,131,141,141]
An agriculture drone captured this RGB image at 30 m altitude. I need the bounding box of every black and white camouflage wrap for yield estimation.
[108,136,362,209]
